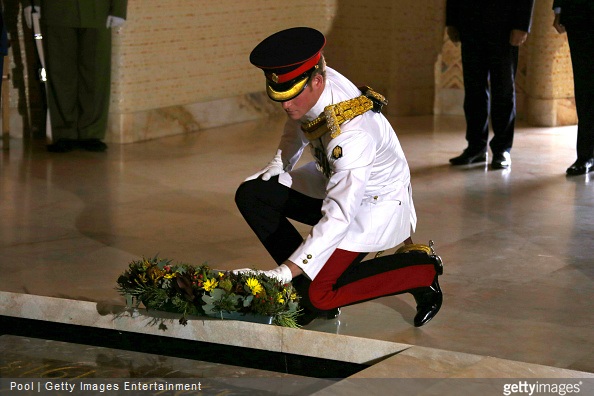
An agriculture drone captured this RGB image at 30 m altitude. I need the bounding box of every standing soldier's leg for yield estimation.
[78,27,112,151]
[44,25,78,152]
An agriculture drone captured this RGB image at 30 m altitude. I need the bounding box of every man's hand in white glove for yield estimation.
[23,6,41,29]
[244,149,285,182]
[106,16,126,28]
[233,264,293,284]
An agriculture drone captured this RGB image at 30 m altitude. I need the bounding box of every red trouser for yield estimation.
[308,249,437,310]
[235,176,436,312]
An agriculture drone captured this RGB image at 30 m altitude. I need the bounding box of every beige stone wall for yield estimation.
[108,0,339,142]
[110,0,445,141]
[524,0,577,126]
[388,1,446,116]
[322,1,445,117]
[3,0,579,144]
[112,0,339,114]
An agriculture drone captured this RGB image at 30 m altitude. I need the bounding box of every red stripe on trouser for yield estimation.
[308,249,436,311]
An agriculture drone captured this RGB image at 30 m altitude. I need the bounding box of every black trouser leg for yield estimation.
[461,40,490,154]
[566,21,594,161]
[460,37,517,154]
[488,43,517,154]
[235,176,323,263]
[235,176,324,312]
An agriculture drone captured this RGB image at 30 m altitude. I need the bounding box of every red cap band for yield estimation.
[266,52,321,84]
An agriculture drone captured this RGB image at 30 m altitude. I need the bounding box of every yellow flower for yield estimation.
[164,273,175,279]
[203,278,218,292]
[218,272,225,278]
[246,278,263,295]
[147,267,164,283]
[276,293,285,304]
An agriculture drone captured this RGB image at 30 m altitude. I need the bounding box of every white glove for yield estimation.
[23,6,41,29]
[232,264,293,284]
[244,149,285,182]
[106,16,126,28]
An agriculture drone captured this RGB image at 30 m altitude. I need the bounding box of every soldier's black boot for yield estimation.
[399,240,444,327]
[411,276,442,327]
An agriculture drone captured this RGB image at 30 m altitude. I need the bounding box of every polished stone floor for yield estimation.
[0,334,338,395]
[1,114,593,377]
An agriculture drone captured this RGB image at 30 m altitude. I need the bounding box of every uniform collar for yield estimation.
[302,79,333,123]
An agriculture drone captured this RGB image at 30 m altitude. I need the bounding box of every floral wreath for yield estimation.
[116,255,301,328]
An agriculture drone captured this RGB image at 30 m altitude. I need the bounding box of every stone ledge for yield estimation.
[0,291,408,365]
[2,290,593,385]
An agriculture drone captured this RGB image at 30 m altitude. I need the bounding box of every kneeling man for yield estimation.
[235,27,443,327]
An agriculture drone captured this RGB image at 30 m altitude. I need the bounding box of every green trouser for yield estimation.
[43,24,112,141]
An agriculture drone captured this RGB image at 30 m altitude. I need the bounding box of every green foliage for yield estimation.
[116,256,301,328]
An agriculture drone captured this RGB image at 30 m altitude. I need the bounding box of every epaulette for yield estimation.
[301,86,387,141]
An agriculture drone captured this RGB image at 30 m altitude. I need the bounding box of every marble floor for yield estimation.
[1,114,593,385]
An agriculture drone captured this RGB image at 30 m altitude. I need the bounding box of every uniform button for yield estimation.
[302,259,308,264]
[307,254,312,259]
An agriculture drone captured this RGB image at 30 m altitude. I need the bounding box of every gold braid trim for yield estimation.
[301,95,374,141]
[395,240,438,256]
[395,244,433,255]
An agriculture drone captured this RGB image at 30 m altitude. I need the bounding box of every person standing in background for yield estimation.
[1,5,8,95]
[446,0,534,169]
[553,0,594,176]
[24,0,127,153]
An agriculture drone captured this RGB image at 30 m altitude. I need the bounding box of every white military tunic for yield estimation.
[276,67,417,280]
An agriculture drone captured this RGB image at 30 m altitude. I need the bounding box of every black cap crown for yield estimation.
[250,27,326,102]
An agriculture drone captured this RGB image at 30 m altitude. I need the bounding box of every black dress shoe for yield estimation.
[491,151,511,169]
[566,158,594,176]
[449,149,487,165]
[47,139,77,153]
[297,307,341,326]
[325,307,341,319]
[411,277,442,327]
[79,139,108,152]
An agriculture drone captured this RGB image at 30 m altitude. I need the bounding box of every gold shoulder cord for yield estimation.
[301,87,387,141]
